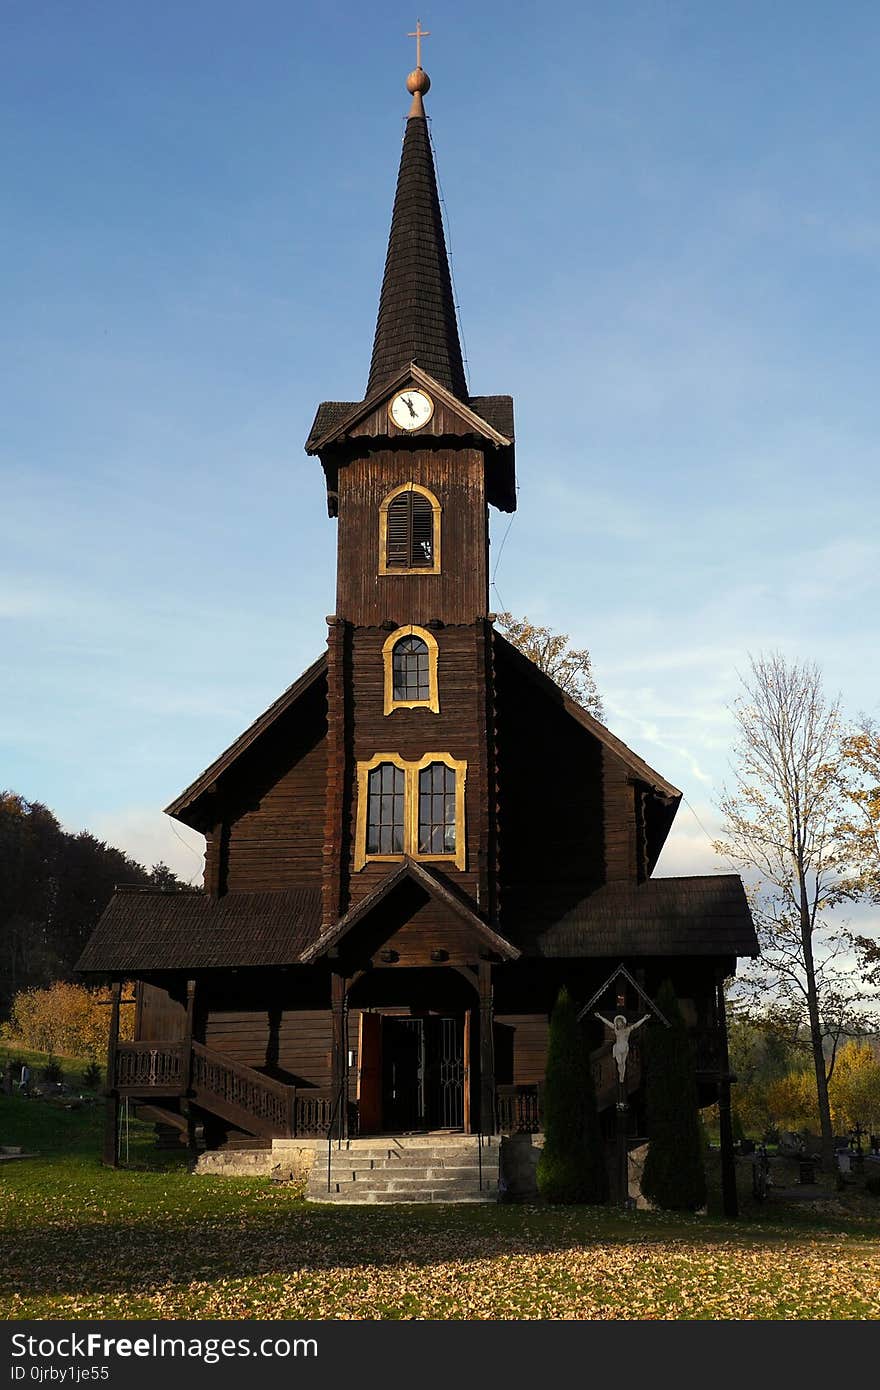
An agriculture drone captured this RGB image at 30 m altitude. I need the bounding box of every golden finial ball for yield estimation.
[406,68,431,95]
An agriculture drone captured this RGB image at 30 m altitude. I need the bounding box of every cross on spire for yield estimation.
[408,19,430,69]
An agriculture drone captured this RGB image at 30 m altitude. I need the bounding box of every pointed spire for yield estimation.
[366,65,468,401]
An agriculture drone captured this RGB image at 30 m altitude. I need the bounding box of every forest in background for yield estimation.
[0,791,184,1016]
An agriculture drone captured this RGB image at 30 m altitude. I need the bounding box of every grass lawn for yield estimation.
[2,1078,880,1320]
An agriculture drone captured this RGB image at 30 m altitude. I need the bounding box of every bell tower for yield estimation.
[306,60,516,928]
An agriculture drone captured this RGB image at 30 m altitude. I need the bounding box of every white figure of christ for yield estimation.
[595,1012,650,1084]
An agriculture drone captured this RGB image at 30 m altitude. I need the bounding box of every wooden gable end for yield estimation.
[493,636,680,896]
[205,671,328,894]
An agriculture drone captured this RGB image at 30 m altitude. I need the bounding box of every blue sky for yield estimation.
[2,2,878,925]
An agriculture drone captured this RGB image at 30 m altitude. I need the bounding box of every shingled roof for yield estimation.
[366,99,466,399]
[75,887,324,973]
[503,876,758,959]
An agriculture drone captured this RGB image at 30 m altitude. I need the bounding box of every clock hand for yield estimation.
[403,396,417,418]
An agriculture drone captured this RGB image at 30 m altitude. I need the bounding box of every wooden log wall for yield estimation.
[494,661,606,887]
[137,982,187,1041]
[223,684,328,892]
[494,1013,549,1087]
[205,1008,333,1089]
[335,447,489,626]
[344,623,486,910]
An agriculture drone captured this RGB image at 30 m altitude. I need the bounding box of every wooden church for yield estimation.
[77,56,757,1203]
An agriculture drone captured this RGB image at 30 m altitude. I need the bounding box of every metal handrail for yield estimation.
[326,1076,347,1193]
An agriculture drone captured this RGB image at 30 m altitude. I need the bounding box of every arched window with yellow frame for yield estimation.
[382,625,440,715]
[379,483,441,575]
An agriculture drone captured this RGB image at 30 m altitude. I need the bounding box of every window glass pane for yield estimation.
[418,763,456,855]
[367,763,405,856]
[392,635,430,702]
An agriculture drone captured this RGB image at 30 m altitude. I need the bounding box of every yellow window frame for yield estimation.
[378,482,442,576]
[354,751,467,872]
[382,625,440,715]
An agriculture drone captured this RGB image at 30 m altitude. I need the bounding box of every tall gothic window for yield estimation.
[379,484,441,575]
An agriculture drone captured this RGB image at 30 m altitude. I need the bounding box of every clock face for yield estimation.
[389,388,434,431]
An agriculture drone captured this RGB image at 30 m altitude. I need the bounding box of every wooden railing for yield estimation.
[191,1042,295,1139]
[114,1042,186,1094]
[295,1089,334,1137]
[496,1084,542,1134]
[112,1040,339,1140]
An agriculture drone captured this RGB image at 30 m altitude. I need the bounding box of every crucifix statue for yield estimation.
[595,1011,650,1085]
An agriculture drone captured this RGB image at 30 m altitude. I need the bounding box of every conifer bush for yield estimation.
[536,987,607,1204]
[640,980,707,1211]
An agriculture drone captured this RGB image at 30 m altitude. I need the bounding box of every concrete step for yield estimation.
[319,1186,497,1204]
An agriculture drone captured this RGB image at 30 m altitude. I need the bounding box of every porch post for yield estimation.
[478,960,496,1134]
[102,980,121,1167]
[716,978,739,1220]
[330,970,348,1139]
[181,978,198,1157]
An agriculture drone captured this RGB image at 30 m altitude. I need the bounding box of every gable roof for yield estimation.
[366,103,467,400]
[493,632,681,801]
[503,875,758,960]
[300,858,520,964]
[75,887,324,973]
[165,652,326,827]
[305,363,512,455]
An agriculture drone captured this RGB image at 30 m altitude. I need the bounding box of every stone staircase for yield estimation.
[293,1134,500,1204]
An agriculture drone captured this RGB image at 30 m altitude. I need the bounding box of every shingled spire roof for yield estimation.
[366,67,468,400]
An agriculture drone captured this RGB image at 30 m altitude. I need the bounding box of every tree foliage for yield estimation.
[496,613,603,719]
[0,791,185,1014]
[536,987,608,1204]
[838,717,880,904]
[714,655,879,1168]
[3,980,135,1059]
[640,981,707,1212]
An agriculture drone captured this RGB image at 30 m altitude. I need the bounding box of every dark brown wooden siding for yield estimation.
[223,684,328,892]
[136,982,186,1042]
[335,447,489,625]
[602,747,639,883]
[494,1014,549,1086]
[495,662,605,889]
[343,623,487,912]
[205,1008,332,1088]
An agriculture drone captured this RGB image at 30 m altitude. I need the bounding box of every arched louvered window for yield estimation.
[379,484,441,575]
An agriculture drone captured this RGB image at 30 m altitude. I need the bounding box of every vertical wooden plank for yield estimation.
[478,961,496,1134]
[102,980,122,1168]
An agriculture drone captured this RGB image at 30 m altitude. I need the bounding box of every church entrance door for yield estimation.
[378,1015,465,1132]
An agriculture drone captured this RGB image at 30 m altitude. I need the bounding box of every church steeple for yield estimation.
[366,65,468,400]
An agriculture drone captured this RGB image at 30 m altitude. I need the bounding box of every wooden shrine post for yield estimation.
[102,980,122,1168]
[478,960,496,1134]
[716,978,739,1219]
